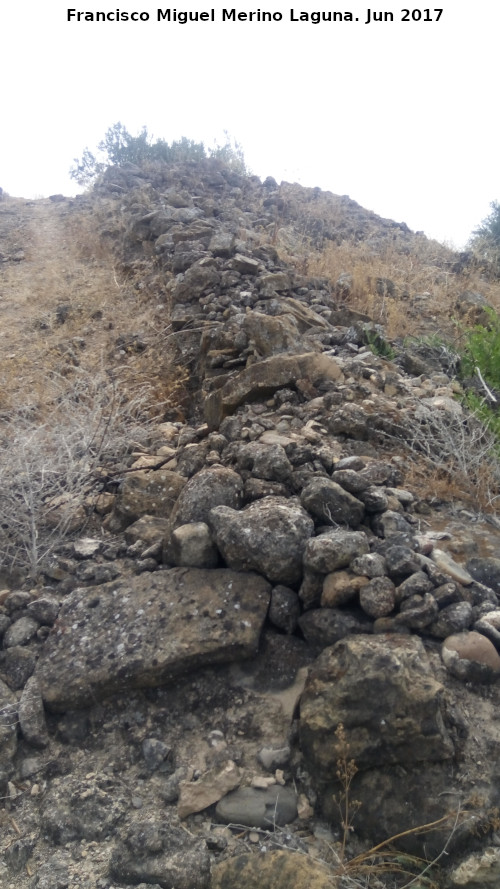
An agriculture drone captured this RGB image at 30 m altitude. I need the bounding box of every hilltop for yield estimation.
[2,160,500,888]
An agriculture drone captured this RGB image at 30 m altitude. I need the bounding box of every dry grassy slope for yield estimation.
[0,196,175,419]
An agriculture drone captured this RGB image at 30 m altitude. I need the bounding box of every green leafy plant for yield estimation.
[364,327,397,360]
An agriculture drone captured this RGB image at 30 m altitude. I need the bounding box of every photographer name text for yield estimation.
[66,7,444,24]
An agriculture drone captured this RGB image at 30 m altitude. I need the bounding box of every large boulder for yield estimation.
[35,568,271,711]
[204,352,343,428]
[299,635,456,853]
[300,478,365,529]
[109,470,186,531]
[300,635,453,772]
[167,466,243,533]
[209,497,314,585]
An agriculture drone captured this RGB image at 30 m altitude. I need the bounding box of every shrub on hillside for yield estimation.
[70,123,246,187]
[468,200,500,277]
[0,370,157,576]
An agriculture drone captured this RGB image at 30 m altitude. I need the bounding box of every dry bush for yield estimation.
[0,369,161,576]
[381,403,500,511]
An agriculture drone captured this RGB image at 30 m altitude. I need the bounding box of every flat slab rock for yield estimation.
[35,568,271,711]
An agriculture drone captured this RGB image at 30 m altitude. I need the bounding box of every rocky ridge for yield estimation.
[2,161,500,888]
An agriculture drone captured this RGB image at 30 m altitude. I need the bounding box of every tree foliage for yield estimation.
[468,200,500,276]
[70,122,246,187]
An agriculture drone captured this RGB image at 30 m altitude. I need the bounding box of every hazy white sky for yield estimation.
[1,1,498,247]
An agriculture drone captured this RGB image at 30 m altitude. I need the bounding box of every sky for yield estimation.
[1,1,498,249]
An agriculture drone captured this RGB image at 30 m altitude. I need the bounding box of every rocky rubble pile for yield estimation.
[2,161,500,888]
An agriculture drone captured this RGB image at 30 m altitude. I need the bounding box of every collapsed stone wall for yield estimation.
[1,161,500,888]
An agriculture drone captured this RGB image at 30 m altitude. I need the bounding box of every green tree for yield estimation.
[70,123,246,187]
[468,200,500,276]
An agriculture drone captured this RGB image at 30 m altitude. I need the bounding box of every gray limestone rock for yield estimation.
[3,616,39,648]
[35,568,270,710]
[429,602,474,638]
[300,477,365,528]
[359,576,396,618]
[215,784,298,828]
[303,529,369,574]
[298,609,369,648]
[167,465,243,534]
[209,496,313,585]
[18,676,49,748]
[466,557,500,593]
[165,522,219,568]
[205,352,343,429]
[110,469,186,531]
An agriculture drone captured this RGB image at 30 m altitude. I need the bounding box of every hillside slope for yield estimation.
[2,166,500,889]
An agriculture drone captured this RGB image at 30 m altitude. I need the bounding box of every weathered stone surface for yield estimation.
[165,522,219,568]
[225,441,293,483]
[211,851,333,889]
[232,253,260,275]
[466,557,500,593]
[178,759,242,819]
[447,846,500,887]
[35,569,271,710]
[124,515,171,546]
[205,352,343,428]
[474,609,500,648]
[298,609,369,648]
[18,676,49,748]
[3,616,39,648]
[359,576,396,618]
[371,510,414,538]
[26,595,60,625]
[394,592,439,629]
[109,822,210,889]
[110,470,186,530]
[442,631,500,682]
[300,635,453,772]
[215,784,298,828]
[0,645,36,690]
[350,552,386,578]
[303,530,369,574]
[321,570,369,607]
[0,679,17,766]
[42,775,128,844]
[384,545,420,579]
[167,466,243,534]
[243,311,300,358]
[268,585,301,634]
[209,497,314,585]
[396,570,434,601]
[431,548,473,585]
[300,478,365,528]
[429,602,473,638]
